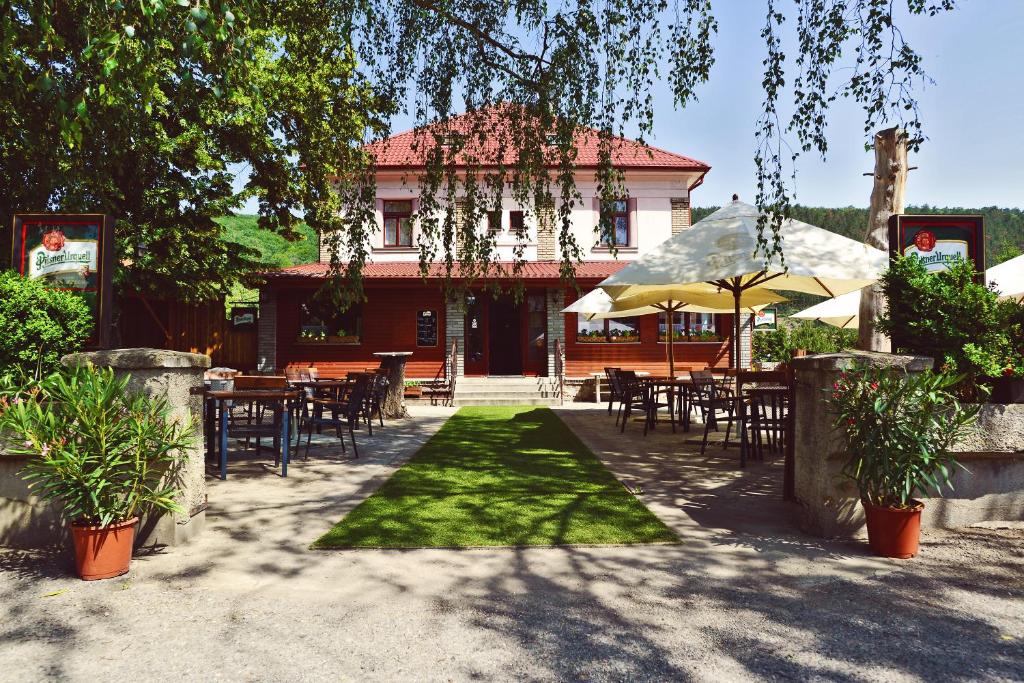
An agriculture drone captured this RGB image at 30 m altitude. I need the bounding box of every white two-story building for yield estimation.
[257,112,740,382]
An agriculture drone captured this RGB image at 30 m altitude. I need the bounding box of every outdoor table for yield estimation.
[639,376,696,433]
[206,388,300,480]
[373,351,413,419]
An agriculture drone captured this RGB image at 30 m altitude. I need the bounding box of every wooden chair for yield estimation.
[303,374,370,458]
[694,375,739,455]
[616,371,653,435]
[604,367,624,417]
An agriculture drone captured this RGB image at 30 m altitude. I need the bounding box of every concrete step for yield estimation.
[453,390,560,399]
[453,397,561,406]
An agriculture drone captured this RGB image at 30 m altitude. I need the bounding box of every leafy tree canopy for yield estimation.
[2,1,957,302]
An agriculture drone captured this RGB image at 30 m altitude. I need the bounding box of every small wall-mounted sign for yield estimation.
[231,307,257,328]
[416,309,438,347]
[11,214,114,348]
[888,214,985,279]
[753,307,778,331]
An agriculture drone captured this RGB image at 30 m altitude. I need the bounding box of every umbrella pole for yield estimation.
[733,286,742,369]
[667,299,675,378]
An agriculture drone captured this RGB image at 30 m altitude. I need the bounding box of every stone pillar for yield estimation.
[739,313,753,369]
[546,288,566,377]
[445,294,465,376]
[63,348,210,547]
[791,350,932,538]
[257,287,277,372]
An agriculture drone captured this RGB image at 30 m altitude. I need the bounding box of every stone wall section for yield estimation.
[257,288,277,372]
[670,198,691,234]
[546,288,566,377]
[536,204,557,260]
[445,294,465,376]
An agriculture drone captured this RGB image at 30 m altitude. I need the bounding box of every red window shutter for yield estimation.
[627,197,638,246]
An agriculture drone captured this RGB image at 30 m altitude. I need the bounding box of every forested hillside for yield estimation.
[691,205,1024,265]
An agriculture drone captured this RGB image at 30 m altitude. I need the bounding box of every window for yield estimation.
[659,312,719,342]
[600,199,629,246]
[576,316,640,343]
[487,210,502,232]
[509,210,525,235]
[299,296,362,344]
[383,200,413,247]
[658,312,686,342]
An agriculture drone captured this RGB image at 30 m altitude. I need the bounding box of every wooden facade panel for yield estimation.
[276,286,448,378]
[118,296,256,369]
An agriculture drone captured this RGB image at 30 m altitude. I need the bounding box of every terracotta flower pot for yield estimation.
[70,517,138,580]
[863,500,923,559]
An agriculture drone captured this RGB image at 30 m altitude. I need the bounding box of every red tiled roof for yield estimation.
[365,108,709,172]
[265,260,628,281]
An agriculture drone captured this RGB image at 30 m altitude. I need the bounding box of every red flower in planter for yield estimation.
[1004,366,1017,377]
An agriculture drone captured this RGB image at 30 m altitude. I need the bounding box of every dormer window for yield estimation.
[383,200,413,247]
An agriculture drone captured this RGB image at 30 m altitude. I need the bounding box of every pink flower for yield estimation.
[847,417,856,426]
[870,382,879,390]
[40,443,50,457]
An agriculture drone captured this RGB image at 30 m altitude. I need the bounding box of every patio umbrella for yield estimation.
[791,290,862,329]
[598,199,888,368]
[986,253,1024,303]
[563,287,787,376]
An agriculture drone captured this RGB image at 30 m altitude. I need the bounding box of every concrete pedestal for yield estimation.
[792,351,1024,537]
[63,348,210,547]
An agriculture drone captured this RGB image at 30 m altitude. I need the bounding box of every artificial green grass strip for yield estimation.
[313,406,679,548]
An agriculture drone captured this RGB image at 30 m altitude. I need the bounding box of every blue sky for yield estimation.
[238,2,1023,211]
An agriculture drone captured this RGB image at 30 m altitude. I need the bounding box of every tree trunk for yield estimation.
[857,127,908,352]
[375,353,411,419]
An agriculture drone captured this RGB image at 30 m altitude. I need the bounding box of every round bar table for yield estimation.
[373,352,413,418]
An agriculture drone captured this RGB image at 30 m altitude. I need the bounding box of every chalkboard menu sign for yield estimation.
[416,310,438,347]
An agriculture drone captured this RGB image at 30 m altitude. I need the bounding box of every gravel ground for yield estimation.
[1,405,1021,682]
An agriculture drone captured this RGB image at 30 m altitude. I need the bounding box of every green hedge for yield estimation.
[0,272,92,377]
[752,320,857,363]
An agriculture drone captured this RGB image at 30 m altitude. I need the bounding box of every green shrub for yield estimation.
[0,272,92,377]
[0,365,194,527]
[752,320,856,363]
[826,366,979,508]
[878,256,1024,381]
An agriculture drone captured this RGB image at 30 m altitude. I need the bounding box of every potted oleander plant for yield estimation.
[0,365,194,580]
[826,366,980,558]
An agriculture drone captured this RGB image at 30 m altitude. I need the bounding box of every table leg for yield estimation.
[668,386,676,433]
[281,404,289,478]
[204,396,215,460]
[595,377,602,404]
[219,399,228,480]
[739,398,748,468]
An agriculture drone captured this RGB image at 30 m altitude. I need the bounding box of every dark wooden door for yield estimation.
[488,296,522,375]
[464,295,487,376]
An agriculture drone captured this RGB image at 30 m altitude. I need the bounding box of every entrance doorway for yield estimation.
[488,296,522,374]
[462,291,548,376]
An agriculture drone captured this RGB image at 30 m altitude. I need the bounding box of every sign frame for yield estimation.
[11,213,115,348]
[888,214,985,282]
[752,307,778,331]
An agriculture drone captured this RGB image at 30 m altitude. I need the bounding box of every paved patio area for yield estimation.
[1,404,1021,681]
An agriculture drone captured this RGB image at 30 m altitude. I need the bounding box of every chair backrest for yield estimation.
[605,367,622,394]
[345,375,371,419]
[233,375,288,390]
[737,370,789,393]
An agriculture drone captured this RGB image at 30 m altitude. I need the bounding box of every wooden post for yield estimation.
[857,127,908,352]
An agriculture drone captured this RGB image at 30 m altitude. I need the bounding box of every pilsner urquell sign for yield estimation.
[11,214,114,347]
[888,214,985,278]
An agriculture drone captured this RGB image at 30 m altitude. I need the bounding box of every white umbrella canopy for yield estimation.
[791,290,861,329]
[986,254,1024,303]
[598,199,889,366]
